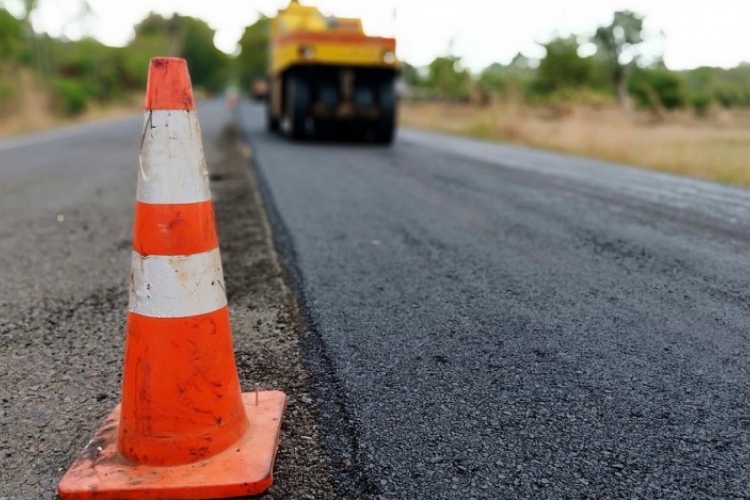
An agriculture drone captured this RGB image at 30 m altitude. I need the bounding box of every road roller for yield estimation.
[266,0,398,143]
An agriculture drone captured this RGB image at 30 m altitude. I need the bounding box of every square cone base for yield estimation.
[58,391,287,500]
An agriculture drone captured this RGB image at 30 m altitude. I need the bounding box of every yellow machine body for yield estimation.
[269,2,397,75]
[266,0,398,143]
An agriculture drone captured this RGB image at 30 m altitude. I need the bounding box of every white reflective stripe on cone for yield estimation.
[129,248,227,318]
[138,110,211,205]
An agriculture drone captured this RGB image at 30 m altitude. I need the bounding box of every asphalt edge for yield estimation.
[233,101,381,500]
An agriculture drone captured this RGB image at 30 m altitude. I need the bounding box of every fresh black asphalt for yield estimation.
[240,102,750,499]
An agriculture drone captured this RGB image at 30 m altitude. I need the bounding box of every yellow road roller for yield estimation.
[266,0,398,143]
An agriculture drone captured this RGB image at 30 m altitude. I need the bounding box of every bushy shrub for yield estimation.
[691,93,712,116]
[54,78,89,116]
[425,56,472,101]
[533,36,593,95]
[628,68,687,110]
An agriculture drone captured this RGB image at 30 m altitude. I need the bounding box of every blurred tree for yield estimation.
[2,0,47,79]
[477,63,508,102]
[20,0,38,19]
[477,53,535,103]
[126,13,178,88]
[400,61,422,88]
[687,66,715,90]
[683,66,715,113]
[425,55,470,101]
[534,36,592,94]
[179,15,230,93]
[714,84,744,108]
[691,92,712,116]
[55,39,128,102]
[628,67,687,111]
[0,8,25,106]
[508,52,534,73]
[132,13,229,93]
[592,10,644,108]
[681,64,750,109]
[133,13,183,56]
[0,9,24,61]
[236,15,269,90]
[714,64,750,107]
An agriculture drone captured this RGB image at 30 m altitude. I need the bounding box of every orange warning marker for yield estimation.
[57,57,287,500]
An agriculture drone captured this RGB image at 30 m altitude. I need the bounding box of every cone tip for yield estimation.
[145,57,196,111]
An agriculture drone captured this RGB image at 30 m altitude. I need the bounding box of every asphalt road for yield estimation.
[240,102,750,499]
[4,100,750,500]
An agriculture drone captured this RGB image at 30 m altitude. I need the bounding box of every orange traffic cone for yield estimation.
[57,58,287,500]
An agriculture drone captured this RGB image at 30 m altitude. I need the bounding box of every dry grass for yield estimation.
[400,101,750,187]
[0,71,140,138]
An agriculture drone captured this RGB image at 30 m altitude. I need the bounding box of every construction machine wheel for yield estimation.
[285,73,311,140]
[374,79,396,144]
[266,98,279,132]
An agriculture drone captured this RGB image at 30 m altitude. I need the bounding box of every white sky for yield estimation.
[5,0,750,71]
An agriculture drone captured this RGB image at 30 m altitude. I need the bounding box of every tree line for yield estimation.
[0,7,233,116]
[1,6,748,117]
[405,11,750,115]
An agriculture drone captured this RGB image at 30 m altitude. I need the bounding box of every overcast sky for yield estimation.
[5,0,749,72]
